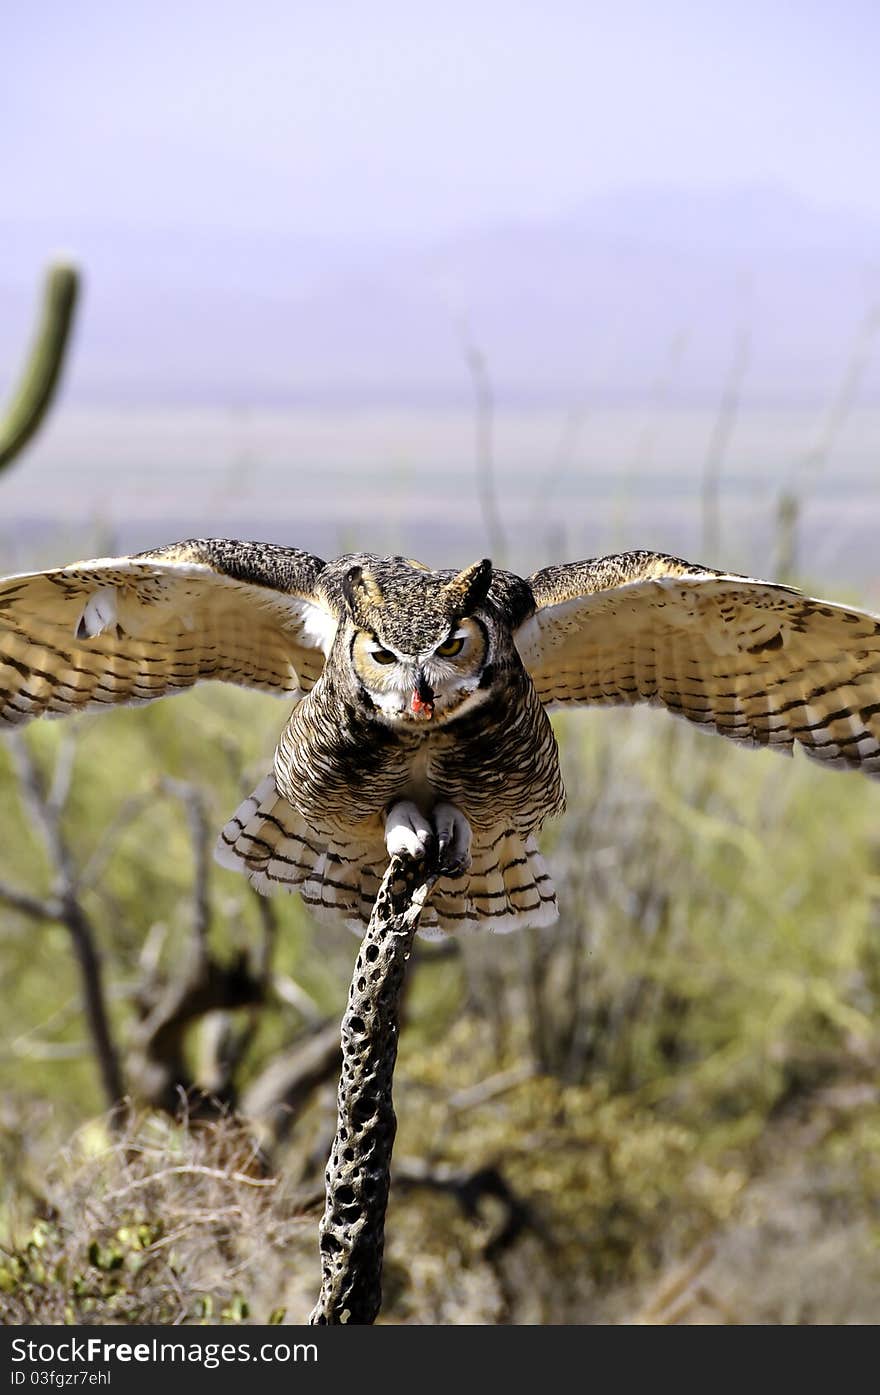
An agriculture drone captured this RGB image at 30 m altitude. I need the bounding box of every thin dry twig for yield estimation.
[775,301,880,580]
[448,1061,536,1112]
[633,1241,717,1325]
[700,322,751,559]
[103,1164,278,1202]
[459,318,507,564]
[0,880,61,921]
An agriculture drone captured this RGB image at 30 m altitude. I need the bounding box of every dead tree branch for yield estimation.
[129,778,266,1110]
[129,952,266,1111]
[158,778,213,952]
[0,751,282,1117]
[394,1158,542,1262]
[309,851,440,1325]
[1,733,127,1116]
[241,1020,343,1145]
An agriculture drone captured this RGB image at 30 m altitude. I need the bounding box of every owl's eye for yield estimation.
[369,645,397,665]
[435,635,465,659]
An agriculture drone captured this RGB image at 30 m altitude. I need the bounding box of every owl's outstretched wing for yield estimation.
[0,538,337,727]
[514,550,880,774]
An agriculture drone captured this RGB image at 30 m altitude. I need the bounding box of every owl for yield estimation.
[1,537,880,936]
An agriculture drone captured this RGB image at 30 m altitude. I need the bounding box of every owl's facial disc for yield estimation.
[351,618,490,726]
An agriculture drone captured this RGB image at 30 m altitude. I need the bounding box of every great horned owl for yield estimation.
[1,538,879,935]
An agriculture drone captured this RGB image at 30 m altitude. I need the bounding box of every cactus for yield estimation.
[0,262,80,473]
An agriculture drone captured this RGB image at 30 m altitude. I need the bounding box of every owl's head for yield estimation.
[340,557,495,726]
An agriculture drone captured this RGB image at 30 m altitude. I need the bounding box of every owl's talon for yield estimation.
[432,802,472,878]
[385,800,435,863]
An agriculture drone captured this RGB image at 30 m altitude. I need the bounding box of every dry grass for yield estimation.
[0,1104,316,1324]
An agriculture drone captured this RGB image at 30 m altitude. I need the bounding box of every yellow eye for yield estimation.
[436,635,465,658]
[370,645,397,665]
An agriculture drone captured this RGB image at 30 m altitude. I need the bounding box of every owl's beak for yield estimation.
[411,671,435,718]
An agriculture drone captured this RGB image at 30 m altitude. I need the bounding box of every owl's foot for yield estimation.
[432,802,472,878]
[385,800,435,863]
[384,800,471,878]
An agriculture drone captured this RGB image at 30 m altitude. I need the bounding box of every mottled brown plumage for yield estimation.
[2,538,880,934]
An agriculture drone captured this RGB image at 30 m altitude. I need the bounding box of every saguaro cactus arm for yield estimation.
[0,262,80,473]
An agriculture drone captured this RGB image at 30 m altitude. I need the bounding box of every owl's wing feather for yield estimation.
[515,550,880,774]
[0,538,336,727]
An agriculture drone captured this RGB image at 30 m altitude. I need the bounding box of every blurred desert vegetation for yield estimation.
[3,265,880,1327]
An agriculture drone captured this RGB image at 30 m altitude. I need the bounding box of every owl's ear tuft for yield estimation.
[342,565,385,620]
[445,558,493,616]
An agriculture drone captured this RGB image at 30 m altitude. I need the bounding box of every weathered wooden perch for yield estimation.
[309,851,440,1325]
[0,261,80,473]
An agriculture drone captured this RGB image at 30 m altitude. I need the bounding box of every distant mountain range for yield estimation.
[2,186,879,408]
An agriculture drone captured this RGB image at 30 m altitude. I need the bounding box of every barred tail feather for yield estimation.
[425,829,558,937]
[215,775,382,931]
[217,781,558,937]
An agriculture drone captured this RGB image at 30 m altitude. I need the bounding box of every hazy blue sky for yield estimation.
[4,1,880,238]
[2,4,879,575]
